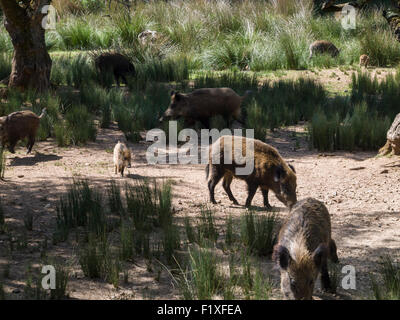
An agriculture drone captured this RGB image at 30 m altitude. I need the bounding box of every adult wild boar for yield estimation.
[309,40,340,59]
[159,88,250,129]
[205,136,297,209]
[138,30,159,46]
[94,52,135,87]
[273,197,339,300]
[0,108,46,154]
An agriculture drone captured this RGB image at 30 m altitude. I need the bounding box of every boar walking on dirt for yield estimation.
[113,141,132,177]
[205,136,297,209]
[273,197,339,300]
[359,54,370,68]
[0,108,46,154]
[309,40,340,59]
[94,52,135,87]
[159,88,251,129]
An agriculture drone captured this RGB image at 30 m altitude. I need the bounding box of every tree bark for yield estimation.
[0,0,52,92]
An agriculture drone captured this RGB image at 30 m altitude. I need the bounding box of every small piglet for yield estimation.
[113,141,131,177]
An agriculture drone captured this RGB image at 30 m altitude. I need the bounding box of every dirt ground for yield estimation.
[260,66,396,93]
[0,119,399,300]
[0,68,399,300]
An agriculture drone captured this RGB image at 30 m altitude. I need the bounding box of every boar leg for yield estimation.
[8,138,17,154]
[245,182,258,207]
[27,136,35,154]
[320,260,333,293]
[329,239,339,263]
[121,166,124,177]
[222,173,239,205]
[208,166,224,204]
[121,74,128,86]
[114,73,121,87]
[261,188,272,210]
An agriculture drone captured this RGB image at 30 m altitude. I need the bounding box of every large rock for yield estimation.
[379,113,400,156]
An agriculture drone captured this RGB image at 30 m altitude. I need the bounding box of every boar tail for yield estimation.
[39,108,47,119]
[205,164,209,180]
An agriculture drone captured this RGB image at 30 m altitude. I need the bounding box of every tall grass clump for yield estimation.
[55,180,107,241]
[125,179,173,231]
[58,54,96,89]
[119,221,135,262]
[0,147,6,180]
[180,246,222,300]
[46,261,70,300]
[309,105,391,151]
[225,214,235,248]
[79,233,120,287]
[197,206,219,244]
[371,255,400,300]
[125,179,178,263]
[131,56,190,89]
[360,29,400,67]
[351,70,400,119]
[107,181,125,218]
[57,17,112,50]
[240,211,277,256]
[62,105,97,145]
[0,199,5,234]
[0,53,11,81]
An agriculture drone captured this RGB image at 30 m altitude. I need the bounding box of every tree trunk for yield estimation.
[378,113,400,156]
[0,0,52,92]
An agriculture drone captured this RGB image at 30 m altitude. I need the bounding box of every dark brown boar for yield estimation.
[205,136,297,209]
[94,52,135,87]
[273,197,339,300]
[0,108,46,154]
[159,88,250,129]
[309,40,340,59]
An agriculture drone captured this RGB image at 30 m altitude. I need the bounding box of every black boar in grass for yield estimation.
[0,108,46,154]
[94,52,135,87]
[273,197,339,300]
[160,88,250,129]
[205,136,297,209]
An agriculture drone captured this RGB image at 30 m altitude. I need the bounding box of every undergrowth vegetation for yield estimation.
[1,1,399,70]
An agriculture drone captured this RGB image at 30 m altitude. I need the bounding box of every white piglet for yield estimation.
[113,141,132,177]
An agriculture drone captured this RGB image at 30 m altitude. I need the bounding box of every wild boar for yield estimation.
[138,30,159,46]
[94,52,135,87]
[359,54,370,68]
[113,141,132,177]
[159,88,250,129]
[205,136,297,209]
[309,40,340,59]
[273,197,339,300]
[0,108,46,154]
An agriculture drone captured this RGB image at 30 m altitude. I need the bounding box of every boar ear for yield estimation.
[273,165,286,182]
[174,92,183,101]
[273,245,292,270]
[288,164,296,173]
[312,243,328,269]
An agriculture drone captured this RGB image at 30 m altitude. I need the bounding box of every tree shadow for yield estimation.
[9,152,62,166]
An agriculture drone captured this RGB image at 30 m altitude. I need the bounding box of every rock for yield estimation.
[380,169,389,174]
